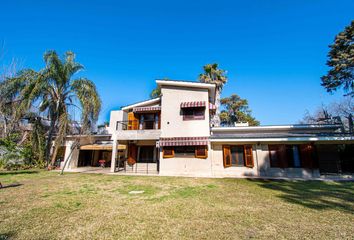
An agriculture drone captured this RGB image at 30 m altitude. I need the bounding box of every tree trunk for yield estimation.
[50,144,59,168]
[60,140,80,175]
[211,89,221,127]
[45,118,56,168]
[3,116,7,138]
[348,113,353,134]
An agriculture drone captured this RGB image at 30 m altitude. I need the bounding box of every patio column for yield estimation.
[110,136,118,173]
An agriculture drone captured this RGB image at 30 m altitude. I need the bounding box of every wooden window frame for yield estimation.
[223,145,254,168]
[244,145,254,168]
[127,112,139,130]
[223,145,232,168]
[195,146,208,159]
[163,146,208,159]
[163,147,174,158]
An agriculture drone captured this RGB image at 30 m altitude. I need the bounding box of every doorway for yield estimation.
[139,146,155,163]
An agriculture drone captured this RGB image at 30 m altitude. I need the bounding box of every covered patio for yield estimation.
[61,166,159,176]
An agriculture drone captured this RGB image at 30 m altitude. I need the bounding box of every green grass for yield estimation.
[0,170,353,239]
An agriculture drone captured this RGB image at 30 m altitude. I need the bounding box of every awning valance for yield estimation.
[80,144,126,150]
[133,106,161,113]
[159,137,209,146]
[180,101,206,108]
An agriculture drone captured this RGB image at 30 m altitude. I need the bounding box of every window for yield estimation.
[268,144,317,169]
[231,146,244,166]
[183,107,205,120]
[174,146,195,157]
[162,146,208,159]
[223,145,254,168]
[195,146,208,159]
[163,147,174,158]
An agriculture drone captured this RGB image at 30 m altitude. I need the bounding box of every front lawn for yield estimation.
[0,170,353,239]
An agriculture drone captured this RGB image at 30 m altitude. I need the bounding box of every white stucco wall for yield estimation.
[159,143,212,177]
[211,143,259,177]
[210,143,320,178]
[62,138,91,170]
[158,85,212,176]
[108,110,127,134]
[160,86,210,137]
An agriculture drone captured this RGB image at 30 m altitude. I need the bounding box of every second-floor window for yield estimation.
[182,107,205,121]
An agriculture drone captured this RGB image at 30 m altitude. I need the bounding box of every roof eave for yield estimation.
[121,97,161,110]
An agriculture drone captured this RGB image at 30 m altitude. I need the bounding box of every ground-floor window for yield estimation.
[222,145,254,168]
[162,145,208,159]
[268,144,318,169]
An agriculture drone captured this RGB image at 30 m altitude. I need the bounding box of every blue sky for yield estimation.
[1,0,353,124]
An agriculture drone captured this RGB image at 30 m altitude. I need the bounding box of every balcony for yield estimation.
[115,120,161,140]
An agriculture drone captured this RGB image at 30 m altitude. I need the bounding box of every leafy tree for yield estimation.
[220,94,260,126]
[1,51,101,167]
[321,21,354,96]
[150,85,161,98]
[199,63,228,126]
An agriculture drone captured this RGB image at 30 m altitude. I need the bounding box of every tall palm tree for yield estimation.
[199,63,228,126]
[2,51,101,167]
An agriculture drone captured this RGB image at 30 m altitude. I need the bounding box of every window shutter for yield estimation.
[127,112,139,130]
[223,145,232,168]
[244,145,254,168]
[268,145,279,168]
[278,145,288,168]
[128,144,137,165]
[158,112,161,129]
[299,144,317,169]
[163,147,174,158]
[195,146,208,159]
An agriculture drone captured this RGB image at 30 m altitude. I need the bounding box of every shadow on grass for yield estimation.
[0,183,23,189]
[248,179,354,213]
[0,231,16,240]
[0,170,39,176]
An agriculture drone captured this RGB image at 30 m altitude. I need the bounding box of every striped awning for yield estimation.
[209,102,216,110]
[180,101,206,108]
[133,106,161,113]
[159,137,209,146]
[80,144,126,150]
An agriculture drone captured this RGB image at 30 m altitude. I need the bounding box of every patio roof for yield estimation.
[80,144,126,150]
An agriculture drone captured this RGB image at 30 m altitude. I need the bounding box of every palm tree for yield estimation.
[199,63,228,126]
[2,51,101,168]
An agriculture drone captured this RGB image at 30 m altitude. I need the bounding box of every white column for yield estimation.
[139,115,144,130]
[62,140,80,170]
[110,136,118,173]
[155,114,159,129]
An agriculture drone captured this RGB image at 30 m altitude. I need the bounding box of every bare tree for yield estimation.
[301,97,353,133]
[0,42,21,137]
[329,97,354,133]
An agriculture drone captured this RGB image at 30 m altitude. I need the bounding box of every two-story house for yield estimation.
[61,79,354,178]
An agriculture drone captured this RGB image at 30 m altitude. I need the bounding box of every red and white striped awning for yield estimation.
[180,101,206,108]
[209,102,216,110]
[159,137,209,146]
[133,106,161,113]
